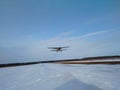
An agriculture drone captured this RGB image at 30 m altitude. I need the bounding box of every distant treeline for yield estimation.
[81,55,120,60]
[0,55,120,68]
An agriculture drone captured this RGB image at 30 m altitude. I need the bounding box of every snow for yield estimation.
[0,59,120,90]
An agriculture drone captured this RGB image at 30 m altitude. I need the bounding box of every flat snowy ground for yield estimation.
[0,59,120,90]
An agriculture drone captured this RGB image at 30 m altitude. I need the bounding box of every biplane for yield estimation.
[48,46,69,52]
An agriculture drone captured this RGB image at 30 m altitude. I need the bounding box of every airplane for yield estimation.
[48,46,69,52]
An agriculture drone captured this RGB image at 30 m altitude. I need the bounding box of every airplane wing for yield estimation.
[48,46,69,49]
[61,46,69,48]
[50,50,58,51]
[48,47,58,49]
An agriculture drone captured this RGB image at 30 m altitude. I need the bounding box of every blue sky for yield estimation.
[0,0,120,63]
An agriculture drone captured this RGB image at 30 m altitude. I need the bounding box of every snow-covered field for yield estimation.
[0,59,120,90]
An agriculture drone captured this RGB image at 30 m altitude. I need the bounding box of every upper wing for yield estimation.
[48,46,69,49]
[61,46,69,48]
[48,47,59,49]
